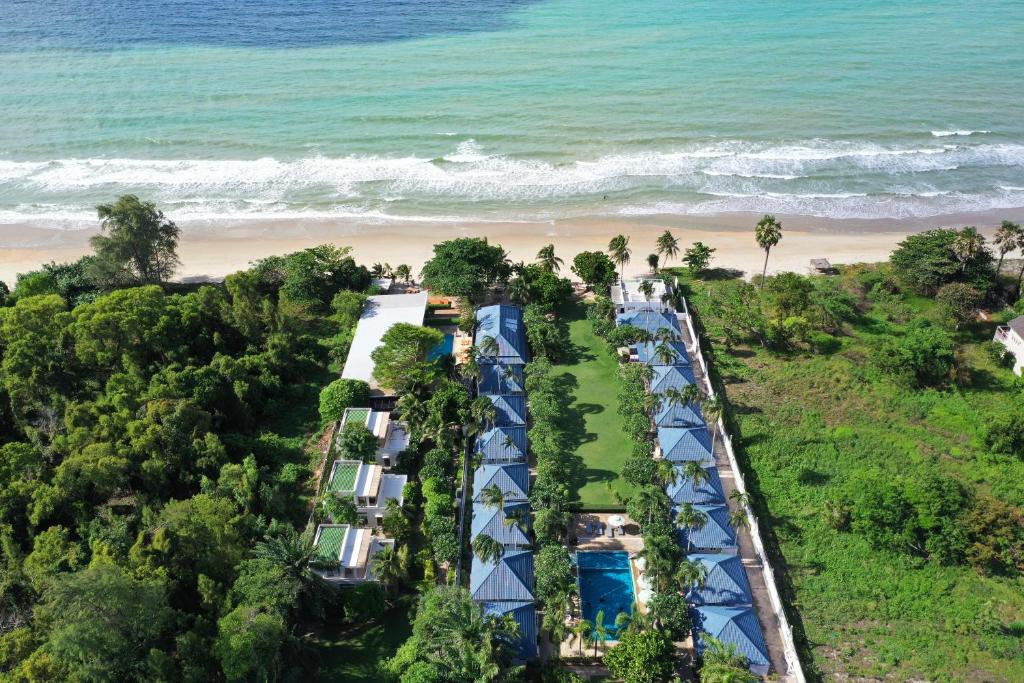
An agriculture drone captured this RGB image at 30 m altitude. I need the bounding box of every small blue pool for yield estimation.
[577,551,635,641]
[428,333,454,361]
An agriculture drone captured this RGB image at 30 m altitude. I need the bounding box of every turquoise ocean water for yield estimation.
[1,0,1022,226]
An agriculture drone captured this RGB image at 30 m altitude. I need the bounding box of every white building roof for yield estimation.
[611,278,668,309]
[341,291,429,389]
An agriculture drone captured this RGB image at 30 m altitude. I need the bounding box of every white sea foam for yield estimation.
[931,130,990,137]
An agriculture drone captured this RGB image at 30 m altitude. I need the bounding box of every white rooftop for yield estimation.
[341,291,429,389]
[611,278,668,307]
[378,474,407,506]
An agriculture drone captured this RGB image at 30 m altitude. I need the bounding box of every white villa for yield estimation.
[310,524,394,584]
[339,406,411,468]
[326,459,406,527]
[610,278,671,313]
[995,315,1024,375]
[341,290,429,395]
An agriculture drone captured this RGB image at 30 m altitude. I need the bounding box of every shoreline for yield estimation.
[2,207,1023,286]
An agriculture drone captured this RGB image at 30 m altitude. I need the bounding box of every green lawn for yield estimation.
[312,597,413,682]
[556,301,636,509]
[683,271,1024,681]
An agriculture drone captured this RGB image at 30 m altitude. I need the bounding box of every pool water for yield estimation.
[427,333,454,361]
[577,551,636,641]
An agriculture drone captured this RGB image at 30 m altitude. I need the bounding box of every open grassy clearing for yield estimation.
[680,269,1024,681]
[311,597,413,682]
[555,301,636,509]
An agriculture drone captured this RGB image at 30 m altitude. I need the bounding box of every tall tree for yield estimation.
[91,194,180,286]
[952,227,986,273]
[646,253,660,274]
[682,241,715,274]
[536,244,564,273]
[656,230,680,268]
[754,214,782,289]
[608,235,632,281]
[994,220,1021,276]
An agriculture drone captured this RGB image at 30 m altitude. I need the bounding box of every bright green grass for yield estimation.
[328,461,359,493]
[312,525,346,563]
[686,273,1024,681]
[313,597,413,682]
[556,302,636,510]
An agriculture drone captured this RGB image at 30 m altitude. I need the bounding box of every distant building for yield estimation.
[325,460,406,527]
[611,278,670,313]
[310,524,394,584]
[341,291,429,395]
[995,315,1024,375]
[339,407,410,468]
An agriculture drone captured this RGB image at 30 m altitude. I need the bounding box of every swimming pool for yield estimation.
[427,333,454,361]
[577,551,636,641]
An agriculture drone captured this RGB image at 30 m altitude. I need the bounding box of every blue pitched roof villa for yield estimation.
[470,550,535,602]
[635,340,691,367]
[475,305,528,365]
[473,463,530,503]
[654,400,705,429]
[486,394,527,427]
[475,426,528,463]
[471,502,531,547]
[677,504,737,551]
[478,363,525,395]
[686,553,753,606]
[615,309,681,338]
[667,464,725,505]
[482,601,538,660]
[658,426,714,463]
[692,606,770,676]
[650,364,698,394]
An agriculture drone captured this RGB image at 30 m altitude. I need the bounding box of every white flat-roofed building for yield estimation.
[310,524,395,584]
[995,315,1024,375]
[339,407,411,468]
[326,459,407,528]
[610,278,670,313]
[341,291,429,393]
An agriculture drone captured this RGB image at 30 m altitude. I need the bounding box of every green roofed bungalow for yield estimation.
[327,460,361,494]
[311,524,395,585]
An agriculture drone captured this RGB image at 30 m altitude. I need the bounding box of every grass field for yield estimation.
[683,270,1024,681]
[556,301,636,509]
[312,597,413,682]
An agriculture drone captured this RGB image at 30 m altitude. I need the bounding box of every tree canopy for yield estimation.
[420,238,511,300]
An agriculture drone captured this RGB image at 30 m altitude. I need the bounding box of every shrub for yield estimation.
[318,379,370,425]
[872,322,955,386]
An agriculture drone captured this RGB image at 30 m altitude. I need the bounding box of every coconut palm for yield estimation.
[729,489,750,508]
[702,395,723,456]
[754,214,783,289]
[676,558,709,594]
[639,279,656,301]
[394,264,411,283]
[646,253,660,274]
[642,391,662,417]
[638,534,679,592]
[507,277,530,304]
[473,534,505,564]
[469,396,498,435]
[654,342,677,367]
[993,220,1020,275]
[593,609,610,655]
[632,486,665,527]
[676,502,709,552]
[502,506,529,538]
[656,230,680,267]
[615,607,651,635]
[572,619,593,656]
[952,226,986,272]
[478,335,500,361]
[370,544,404,593]
[481,483,505,510]
[728,506,749,531]
[682,460,710,488]
[654,326,677,345]
[608,234,632,281]
[253,530,314,584]
[657,458,679,487]
[536,244,564,273]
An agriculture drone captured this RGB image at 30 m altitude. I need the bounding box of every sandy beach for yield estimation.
[2,208,1022,287]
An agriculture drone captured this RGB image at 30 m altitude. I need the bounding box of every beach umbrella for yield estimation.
[637,588,654,604]
[635,557,647,571]
[637,573,653,590]
[608,514,626,528]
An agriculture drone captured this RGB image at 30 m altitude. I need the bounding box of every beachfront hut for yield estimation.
[667,464,725,505]
[473,463,530,504]
[475,305,528,365]
[481,601,538,661]
[686,553,753,606]
[650,364,698,395]
[658,426,714,463]
[634,340,691,367]
[471,502,531,548]
[615,309,681,338]
[478,363,525,395]
[692,606,770,676]
[654,400,705,429]
[470,549,535,602]
[677,504,737,552]
[475,426,528,464]
[485,394,527,427]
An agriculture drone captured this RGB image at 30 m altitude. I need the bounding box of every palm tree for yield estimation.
[676,558,709,594]
[729,489,750,508]
[370,544,404,593]
[639,279,656,301]
[702,395,723,456]
[682,460,710,488]
[507,277,530,304]
[593,609,609,655]
[676,502,709,552]
[680,383,701,407]
[479,335,500,361]
[254,531,314,583]
[654,342,677,366]
[646,253,659,274]
[642,391,662,417]
[657,458,679,487]
[632,486,664,527]
[1016,229,1024,296]
[952,226,986,272]
[615,607,650,635]
[469,396,498,436]
[728,506,749,531]
[473,534,505,564]
[394,264,411,283]
[536,244,564,273]
[502,505,529,538]
[993,221,1020,275]
[754,214,783,289]
[573,619,593,656]
[608,234,632,281]
[654,327,677,345]
[481,483,505,510]
[656,230,680,268]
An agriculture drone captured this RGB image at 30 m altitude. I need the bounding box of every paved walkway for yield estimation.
[679,317,792,681]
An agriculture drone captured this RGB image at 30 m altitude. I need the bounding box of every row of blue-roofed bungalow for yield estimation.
[677,504,737,553]
[692,606,771,677]
[470,305,536,661]
[634,340,691,366]
[667,464,724,505]
[657,425,714,463]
